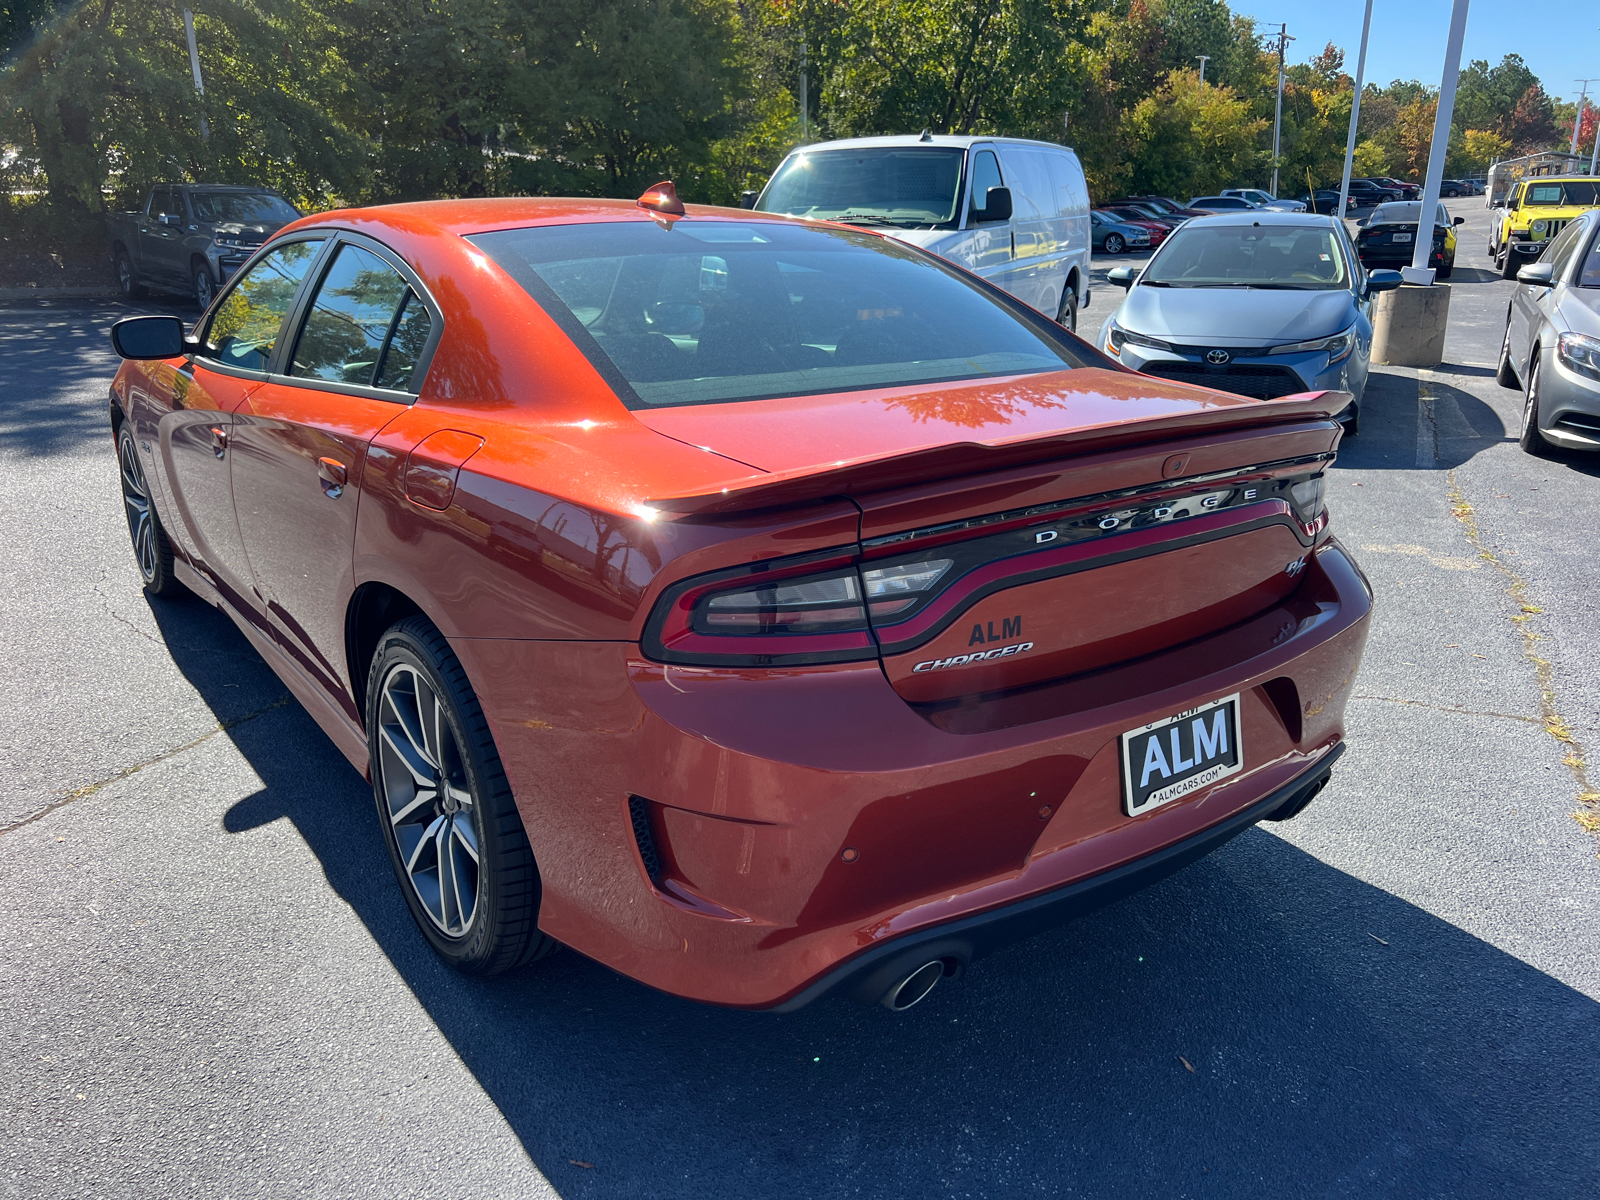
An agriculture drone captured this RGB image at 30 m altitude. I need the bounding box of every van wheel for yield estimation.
[1104,233,1125,255]
[1056,285,1078,332]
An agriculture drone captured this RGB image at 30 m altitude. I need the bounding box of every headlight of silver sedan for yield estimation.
[1107,320,1173,355]
[1556,332,1600,382]
[1267,322,1358,364]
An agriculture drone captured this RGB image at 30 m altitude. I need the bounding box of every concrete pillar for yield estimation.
[1371,284,1451,367]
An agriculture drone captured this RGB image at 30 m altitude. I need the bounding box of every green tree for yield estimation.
[1123,67,1263,197]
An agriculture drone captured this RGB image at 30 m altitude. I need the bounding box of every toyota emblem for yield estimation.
[1206,349,1232,365]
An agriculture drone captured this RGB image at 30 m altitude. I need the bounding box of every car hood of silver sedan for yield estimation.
[1116,284,1356,346]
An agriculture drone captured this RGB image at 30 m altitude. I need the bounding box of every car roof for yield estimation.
[1176,212,1342,229]
[777,134,1073,153]
[277,196,805,240]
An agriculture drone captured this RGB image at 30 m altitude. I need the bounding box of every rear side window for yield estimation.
[290,243,428,390]
[201,240,325,372]
[472,219,1084,409]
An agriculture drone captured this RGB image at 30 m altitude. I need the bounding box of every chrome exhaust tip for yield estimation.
[881,960,945,1012]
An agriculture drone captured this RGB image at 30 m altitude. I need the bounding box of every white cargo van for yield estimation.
[752,134,1093,330]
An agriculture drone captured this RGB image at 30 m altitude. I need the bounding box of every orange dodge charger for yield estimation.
[107,187,1370,1011]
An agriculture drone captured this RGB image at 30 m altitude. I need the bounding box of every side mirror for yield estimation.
[1365,270,1403,295]
[1517,262,1555,286]
[1453,216,1465,225]
[1355,218,1367,227]
[110,315,188,360]
[739,190,758,210]
[158,212,183,228]
[974,186,1012,223]
[1107,266,1139,289]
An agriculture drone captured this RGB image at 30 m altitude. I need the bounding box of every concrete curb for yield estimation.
[0,286,122,301]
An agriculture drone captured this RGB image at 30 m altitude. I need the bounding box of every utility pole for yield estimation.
[1572,79,1599,159]
[1408,0,1471,282]
[1270,24,1293,197]
[1338,0,1374,219]
[799,42,809,144]
[182,7,209,144]
[1195,55,1209,88]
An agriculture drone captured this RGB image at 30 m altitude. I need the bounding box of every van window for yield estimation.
[969,151,1003,216]
[998,149,1056,220]
[1046,153,1088,212]
[757,148,966,229]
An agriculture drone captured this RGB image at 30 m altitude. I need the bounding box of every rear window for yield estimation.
[471,220,1083,409]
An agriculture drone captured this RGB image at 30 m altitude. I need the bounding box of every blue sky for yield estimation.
[1239,0,1600,110]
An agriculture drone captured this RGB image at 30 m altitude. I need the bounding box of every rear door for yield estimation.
[156,238,327,601]
[995,146,1059,314]
[141,189,183,284]
[229,235,439,706]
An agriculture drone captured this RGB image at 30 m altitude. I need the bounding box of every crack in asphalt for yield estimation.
[0,693,293,836]
[1350,694,1541,724]
[1442,464,1600,847]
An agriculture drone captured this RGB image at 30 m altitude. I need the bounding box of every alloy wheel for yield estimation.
[118,430,157,583]
[116,255,133,296]
[1106,233,1124,255]
[194,268,214,311]
[377,662,481,937]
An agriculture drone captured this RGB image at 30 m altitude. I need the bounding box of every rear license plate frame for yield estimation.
[1119,694,1243,817]
[1391,232,1413,243]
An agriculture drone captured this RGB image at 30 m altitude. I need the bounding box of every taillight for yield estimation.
[698,571,865,633]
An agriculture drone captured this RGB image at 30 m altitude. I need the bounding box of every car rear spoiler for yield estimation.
[646,391,1350,516]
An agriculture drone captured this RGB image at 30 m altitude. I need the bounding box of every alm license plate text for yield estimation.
[1119,694,1243,817]
[1391,232,1413,242]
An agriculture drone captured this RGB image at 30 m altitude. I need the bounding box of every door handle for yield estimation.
[210,426,227,459]
[317,457,348,499]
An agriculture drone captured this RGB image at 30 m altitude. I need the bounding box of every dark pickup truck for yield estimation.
[107,184,301,309]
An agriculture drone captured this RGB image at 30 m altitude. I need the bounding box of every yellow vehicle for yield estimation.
[1492,176,1600,278]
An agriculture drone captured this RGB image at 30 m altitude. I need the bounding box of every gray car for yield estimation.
[1097,212,1402,433]
[1090,209,1150,254]
[1497,209,1600,456]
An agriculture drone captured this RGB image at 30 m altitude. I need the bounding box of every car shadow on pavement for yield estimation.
[1335,369,1507,472]
[128,597,1600,1200]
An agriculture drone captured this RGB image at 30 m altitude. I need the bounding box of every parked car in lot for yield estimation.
[1187,195,1260,213]
[105,191,1370,1011]
[1091,209,1152,253]
[1108,201,1191,230]
[1490,176,1600,279]
[1438,179,1471,198]
[1354,201,1462,277]
[106,184,302,309]
[1294,189,1358,216]
[1097,205,1173,246]
[1343,179,1401,207]
[755,134,1092,329]
[1119,196,1210,220]
[1222,188,1306,212]
[1098,212,1401,432]
[1497,209,1600,456]
[1360,176,1419,200]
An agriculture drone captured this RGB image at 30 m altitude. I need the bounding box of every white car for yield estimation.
[754,134,1093,330]
[1223,188,1307,213]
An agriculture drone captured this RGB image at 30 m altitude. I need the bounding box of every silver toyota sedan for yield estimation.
[1098,213,1401,434]
[1497,209,1600,456]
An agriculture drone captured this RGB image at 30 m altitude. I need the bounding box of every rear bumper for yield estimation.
[772,742,1343,1010]
[455,538,1372,1010]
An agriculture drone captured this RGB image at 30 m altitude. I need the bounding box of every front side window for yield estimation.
[1143,225,1349,290]
[756,148,967,228]
[201,239,325,371]
[970,150,1004,217]
[1542,218,1588,278]
[150,189,178,219]
[290,243,429,390]
[472,219,1084,409]
[1578,222,1600,288]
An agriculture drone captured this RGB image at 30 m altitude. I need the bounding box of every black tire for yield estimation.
[116,423,183,597]
[1105,233,1125,255]
[1518,350,1556,458]
[1498,244,1520,280]
[1496,318,1520,389]
[1339,403,1360,437]
[1437,256,1452,280]
[366,616,556,976]
[1056,281,1078,333]
[192,261,216,312]
[114,247,146,300]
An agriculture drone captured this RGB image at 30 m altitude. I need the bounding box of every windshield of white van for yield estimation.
[1142,225,1349,290]
[756,148,966,228]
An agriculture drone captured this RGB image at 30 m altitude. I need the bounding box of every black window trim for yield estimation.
[272,230,445,405]
[188,233,337,385]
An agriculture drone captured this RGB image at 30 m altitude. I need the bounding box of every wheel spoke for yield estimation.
[435,818,457,929]
[378,720,434,790]
[383,672,437,770]
[388,787,437,828]
[451,815,479,862]
[444,782,472,812]
[408,814,447,874]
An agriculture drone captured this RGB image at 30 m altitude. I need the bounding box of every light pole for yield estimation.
[1407,0,1471,282]
[1270,24,1293,197]
[799,42,809,144]
[1338,0,1375,220]
[1571,80,1598,158]
[182,7,209,145]
[1196,55,1209,88]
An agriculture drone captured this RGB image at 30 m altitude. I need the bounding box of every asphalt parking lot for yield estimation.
[3,198,1598,1199]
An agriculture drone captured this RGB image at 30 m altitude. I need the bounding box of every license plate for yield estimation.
[1119,694,1243,817]
[1391,232,1413,243]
